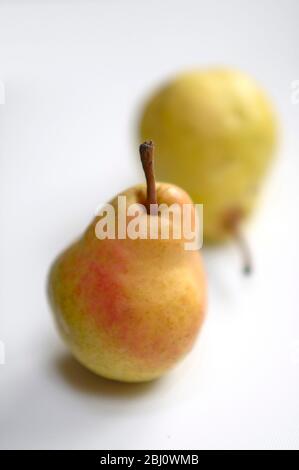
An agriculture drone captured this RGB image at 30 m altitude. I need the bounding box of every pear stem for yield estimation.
[223,209,252,275]
[139,141,158,215]
[234,228,252,275]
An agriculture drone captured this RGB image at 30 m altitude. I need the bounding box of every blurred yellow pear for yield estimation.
[140,68,277,242]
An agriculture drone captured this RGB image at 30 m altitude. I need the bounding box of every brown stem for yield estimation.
[223,209,252,275]
[139,141,157,215]
[234,228,252,275]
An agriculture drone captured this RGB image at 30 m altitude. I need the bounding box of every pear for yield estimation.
[48,142,206,382]
[140,68,277,245]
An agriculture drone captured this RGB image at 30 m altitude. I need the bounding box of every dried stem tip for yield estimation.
[223,208,253,275]
[235,230,253,275]
[139,141,157,215]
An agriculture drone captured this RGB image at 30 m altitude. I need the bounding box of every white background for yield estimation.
[0,0,299,450]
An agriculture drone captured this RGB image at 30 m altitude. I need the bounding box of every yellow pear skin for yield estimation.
[140,68,277,242]
[49,153,206,382]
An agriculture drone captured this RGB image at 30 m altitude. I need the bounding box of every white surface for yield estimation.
[1,0,299,450]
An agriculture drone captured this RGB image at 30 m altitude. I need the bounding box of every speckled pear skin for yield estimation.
[140,68,277,242]
[48,183,206,383]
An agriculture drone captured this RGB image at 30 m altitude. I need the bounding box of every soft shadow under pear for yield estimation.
[55,354,161,399]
